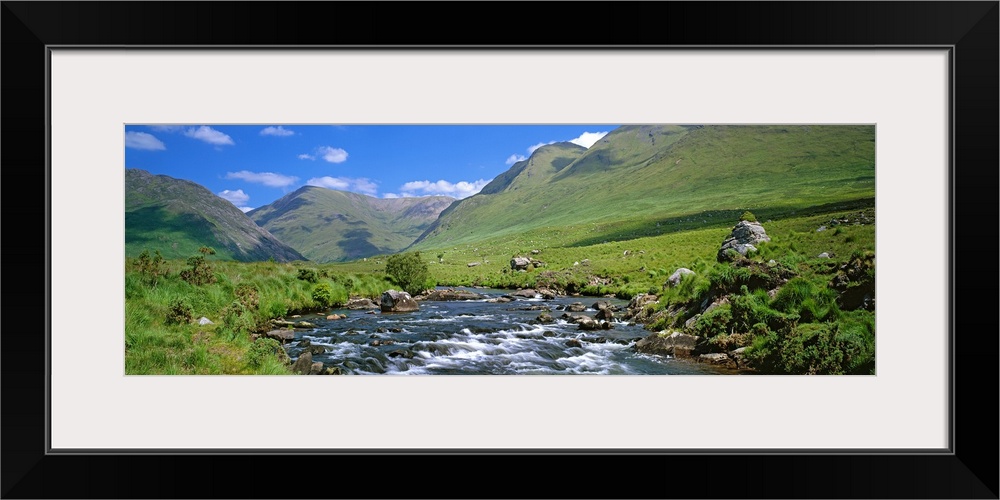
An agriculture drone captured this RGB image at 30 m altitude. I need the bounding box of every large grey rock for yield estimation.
[510,257,531,270]
[635,331,702,357]
[665,268,695,287]
[380,290,419,312]
[264,329,295,343]
[291,351,313,374]
[717,221,771,261]
[197,316,213,325]
[511,289,538,298]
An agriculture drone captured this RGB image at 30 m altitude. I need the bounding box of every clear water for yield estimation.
[285,287,740,375]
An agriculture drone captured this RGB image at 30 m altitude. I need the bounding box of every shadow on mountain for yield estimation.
[337,228,385,260]
[253,197,312,226]
[126,205,217,249]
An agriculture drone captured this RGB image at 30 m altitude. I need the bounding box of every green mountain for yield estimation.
[411,125,875,250]
[125,169,305,262]
[248,187,454,263]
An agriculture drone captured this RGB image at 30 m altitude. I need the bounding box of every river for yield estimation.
[284,287,741,375]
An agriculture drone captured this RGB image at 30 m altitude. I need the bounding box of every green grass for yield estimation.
[125,255,396,374]
[412,125,875,250]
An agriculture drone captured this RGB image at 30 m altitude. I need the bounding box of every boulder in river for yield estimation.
[595,307,614,321]
[565,339,583,348]
[718,220,771,261]
[567,302,587,312]
[291,351,313,374]
[511,289,538,298]
[536,313,554,324]
[577,316,599,331]
[380,290,419,312]
[265,329,295,343]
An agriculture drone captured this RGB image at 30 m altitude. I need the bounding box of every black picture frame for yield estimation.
[3,2,997,498]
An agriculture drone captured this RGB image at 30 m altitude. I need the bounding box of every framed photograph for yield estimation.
[4,2,996,498]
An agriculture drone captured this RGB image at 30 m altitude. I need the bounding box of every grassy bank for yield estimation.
[125,254,393,374]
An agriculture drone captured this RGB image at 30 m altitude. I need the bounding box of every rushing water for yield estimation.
[284,287,740,375]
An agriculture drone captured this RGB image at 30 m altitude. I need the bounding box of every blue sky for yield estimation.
[124,124,616,212]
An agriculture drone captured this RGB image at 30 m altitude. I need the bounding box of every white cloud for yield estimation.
[382,193,401,199]
[239,206,255,213]
[184,126,235,146]
[317,146,349,163]
[527,141,555,154]
[569,131,609,148]
[217,189,250,205]
[225,170,298,187]
[398,179,491,199]
[125,131,166,151]
[260,126,295,137]
[299,146,348,163]
[306,176,378,196]
[505,154,527,165]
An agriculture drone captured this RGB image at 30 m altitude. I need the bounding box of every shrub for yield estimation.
[234,283,260,311]
[384,252,431,296]
[297,268,319,283]
[245,337,283,368]
[166,298,194,325]
[312,282,347,308]
[690,304,732,338]
[220,301,258,340]
[135,249,166,286]
[180,255,215,285]
[739,211,757,222]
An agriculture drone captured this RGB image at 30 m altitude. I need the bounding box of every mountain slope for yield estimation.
[125,169,306,262]
[248,187,454,263]
[411,124,876,249]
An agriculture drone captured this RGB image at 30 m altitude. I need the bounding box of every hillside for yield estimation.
[125,169,306,262]
[248,187,454,263]
[411,125,875,250]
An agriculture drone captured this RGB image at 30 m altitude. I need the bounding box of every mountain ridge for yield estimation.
[125,168,306,262]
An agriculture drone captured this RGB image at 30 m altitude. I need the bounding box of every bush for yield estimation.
[744,319,875,375]
[297,268,319,283]
[180,255,216,285]
[690,304,732,338]
[245,338,283,368]
[384,252,431,296]
[739,211,757,222]
[234,283,260,311]
[166,298,194,325]
[220,301,258,340]
[312,282,347,308]
[135,249,166,286]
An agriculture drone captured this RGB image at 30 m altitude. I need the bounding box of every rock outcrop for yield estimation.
[717,220,771,261]
[665,268,695,287]
[380,290,419,312]
[635,331,703,358]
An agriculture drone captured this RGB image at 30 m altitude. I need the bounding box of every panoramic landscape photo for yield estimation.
[125,124,876,375]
